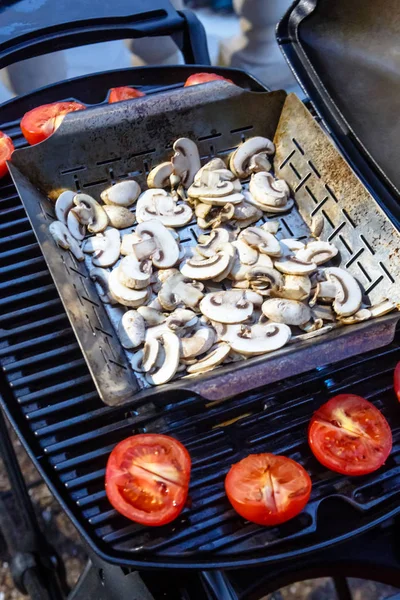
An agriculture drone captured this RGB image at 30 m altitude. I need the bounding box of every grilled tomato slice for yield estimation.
[308,394,392,476]
[225,454,311,526]
[184,72,233,87]
[105,434,191,526]
[21,101,86,145]
[0,131,14,178]
[108,86,146,103]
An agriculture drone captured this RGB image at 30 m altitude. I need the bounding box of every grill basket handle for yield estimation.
[0,0,210,70]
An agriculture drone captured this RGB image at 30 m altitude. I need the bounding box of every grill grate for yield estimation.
[0,77,399,569]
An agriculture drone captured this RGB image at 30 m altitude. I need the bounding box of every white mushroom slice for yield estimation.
[180,327,216,359]
[83,228,121,268]
[146,332,180,385]
[118,255,152,290]
[147,162,174,188]
[274,275,311,301]
[158,272,204,310]
[180,243,234,281]
[129,350,145,373]
[246,267,283,293]
[89,267,116,304]
[55,190,75,224]
[67,210,85,241]
[299,318,324,333]
[244,189,295,214]
[275,256,317,275]
[196,228,230,258]
[262,298,311,326]
[118,311,146,349]
[280,239,305,253]
[49,221,84,261]
[194,158,226,182]
[230,137,275,178]
[222,322,291,356]
[233,201,262,223]
[311,214,324,238]
[166,309,198,331]
[296,241,338,265]
[247,151,272,175]
[137,306,166,326]
[369,300,397,318]
[200,290,256,324]
[148,297,163,310]
[172,138,201,188]
[324,267,362,317]
[101,180,141,207]
[262,221,280,234]
[230,249,273,282]
[73,194,108,234]
[103,206,135,229]
[212,247,236,283]
[312,304,336,322]
[120,232,142,256]
[249,172,290,208]
[231,239,259,266]
[71,203,93,226]
[198,192,244,206]
[239,227,281,257]
[109,268,149,307]
[188,178,235,200]
[316,280,337,300]
[142,338,161,373]
[136,189,193,227]
[340,309,372,325]
[134,220,180,268]
[186,343,230,374]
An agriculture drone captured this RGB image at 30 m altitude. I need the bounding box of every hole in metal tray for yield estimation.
[342,208,356,228]
[82,178,109,188]
[60,165,86,175]
[365,276,384,295]
[96,157,121,167]
[380,262,395,284]
[292,137,305,155]
[346,248,364,268]
[360,234,375,256]
[308,160,321,178]
[197,132,221,142]
[357,261,371,282]
[230,125,253,134]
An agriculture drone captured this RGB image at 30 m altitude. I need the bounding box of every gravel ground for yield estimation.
[0,424,398,599]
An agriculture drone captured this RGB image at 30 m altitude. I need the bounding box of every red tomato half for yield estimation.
[394,362,400,402]
[184,72,233,87]
[105,434,191,526]
[225,454,311,526]
[0,132,14,178]
[308,394,392,476]
[108,86,146,103]
[21,101,86,145]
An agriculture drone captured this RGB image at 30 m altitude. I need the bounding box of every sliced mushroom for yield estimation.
[166,308,198,331]
[280,239,305,254]
[312,304,336,322]
[89,267,116,304]
[136,189,193,227]
[67,210,86,241]
[311,214,324,238]
[243,189,294,214]
[120,232,142,256]
[73,194,109,234]
[229,247,273,282]
[142,338,162,373]
[194,158,226,182]
[233,201,262,223]
[49,221,84,261]
[339,308,372,325]
[324,267,362,317]
[369,299,397,318]
[180,327,216,358]
[146,331,180,385]
[246,266,283,295]
[118,255,152,290]
[180,243,235,281]
[134,220,180,268]
[262,298,311,326]
[230,137,275,178]
[221,322,291,356]
[103,206,135,229]
[196,228,230,257]
[249,172,290,209]
[118,311,146,349]
[71,202,93,226]
[171,138,201,188]
[109,268,149,307]
[158,272,204,310]
[188,171,236,200]
[316,280,337,301]
[55,190,75,224]
[147,162,174,188]
[186,343,230,374]
[296,241,338,265]
[262,221,280,235]
[83,228,121,267]
[299,317,324,333]
[273,275,311,301]
[137,306,166,326]
[200,290,260,324]
[101,180,141,207]
[239,227,281,257]
[198,192,244,207]
[274,256,317,275]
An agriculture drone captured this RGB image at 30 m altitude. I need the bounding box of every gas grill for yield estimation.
[0,0,399,598]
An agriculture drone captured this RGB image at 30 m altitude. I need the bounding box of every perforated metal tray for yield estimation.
[8,83,400,405]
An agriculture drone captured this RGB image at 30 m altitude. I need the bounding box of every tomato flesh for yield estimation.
[21,101,86,145]
[105,434,191,526]
[184,73,234,87]
[0,132,14,178]
[225,454,311,526]
[394,362,400,402]
[308,394,392,476]
[108,86,146,103]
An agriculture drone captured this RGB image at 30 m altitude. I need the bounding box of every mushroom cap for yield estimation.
[196,228,230,258]
[180,243,234,281]
[147,162,174,189]
[296,241,338,265]
[83,228,121,268]
[261,298,311,325]
[186,343,230,374]
[109,267,149,307]
[55,190,75,225]
[118,310,146,349]
[73,193,109,234]
[118,255,152,290]
[220,322,291,356]
[200,290,258,324]
[172,138,201,188]
[100,180,141,207]
[230,136,275,178]
[49,220,84,261]
[137,306,166,326]
[135,220,180,269]
[249,172,290,209]
[239,227,281,257]
[324,267,362,317]
[103,206,135,229]
[136,189,193,227]
[158,272,204,311]
[146,331,180,385]
[180,327,216,358]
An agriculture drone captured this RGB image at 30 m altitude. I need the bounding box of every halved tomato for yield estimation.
[184,73,233,87]
[108,86,146,103]
[105,434,191,526]
[0,132,14,178]
[225,454,311,526]
[308,394,392,476]
[394,362,400,402]
[20,101,86,145]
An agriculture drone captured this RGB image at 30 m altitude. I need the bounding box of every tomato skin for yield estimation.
[308,394,392,476]
[394,362,400,402]
[225,454,311,526]
[184,73,234,87]
[0,132,14,178]
[21,101,86,145]
[108,87,146,103]
[105,434,191,526]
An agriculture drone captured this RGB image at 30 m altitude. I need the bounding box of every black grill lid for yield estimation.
[277,0,400,220]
